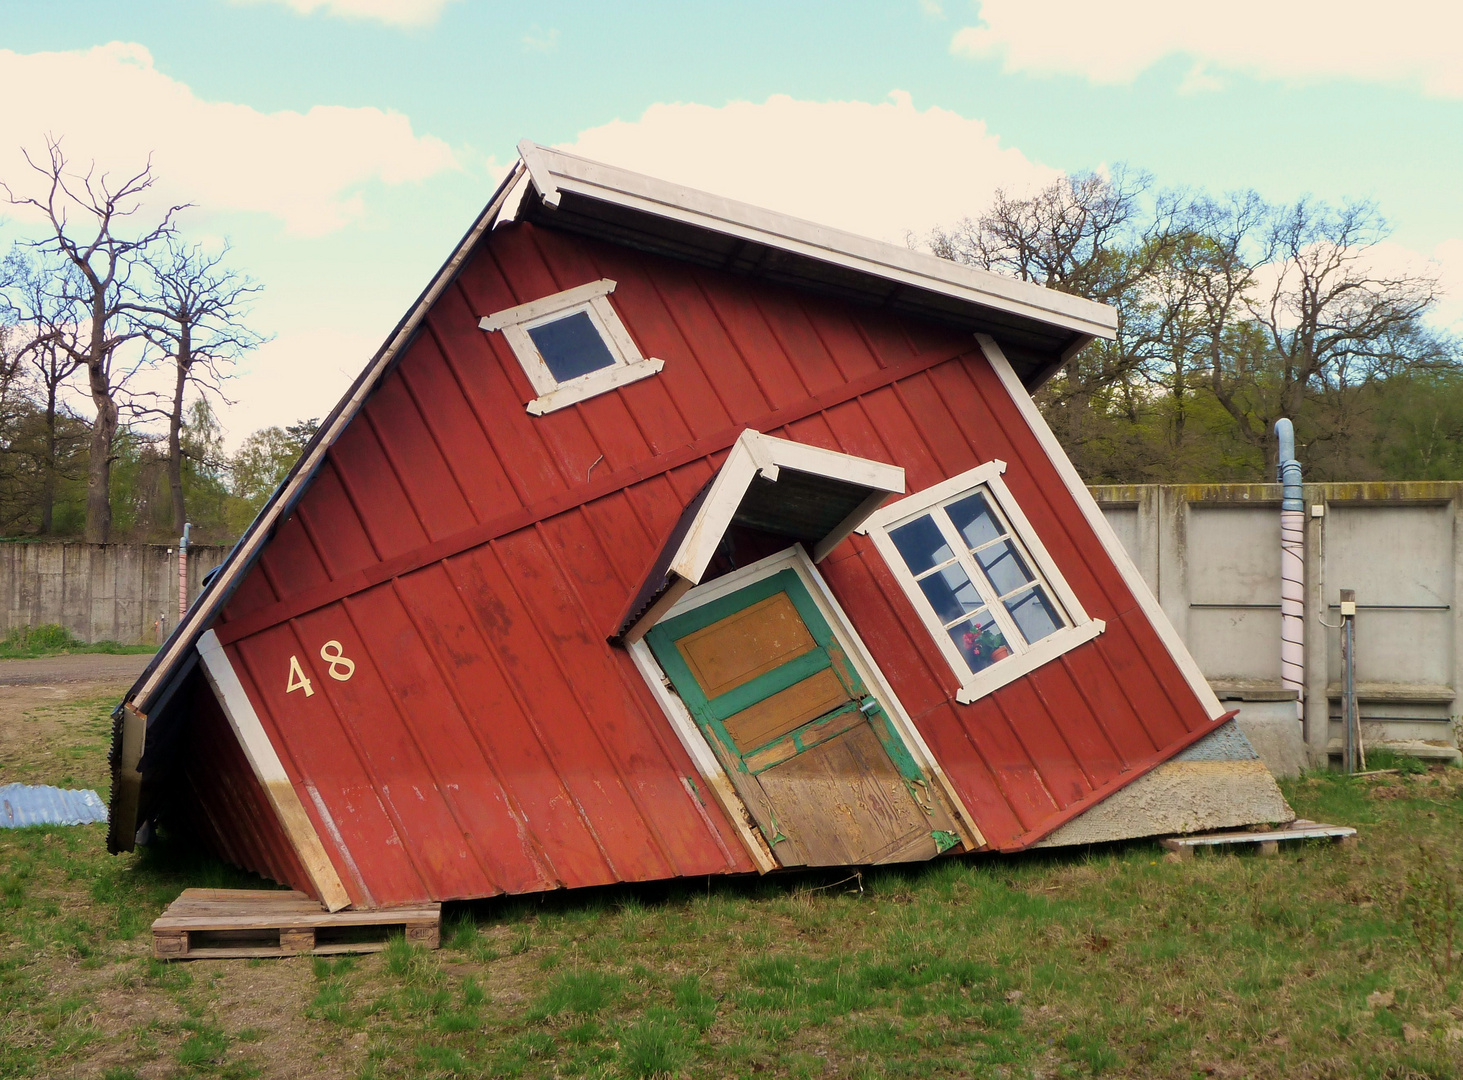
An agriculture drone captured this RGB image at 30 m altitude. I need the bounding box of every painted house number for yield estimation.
[285,640,357,697]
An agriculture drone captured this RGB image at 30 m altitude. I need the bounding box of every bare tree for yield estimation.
[929,167,1187,463]
[132,238,264,533]
[1233,199,1445,463]
[3,137,183,543]
[5,253,86,533]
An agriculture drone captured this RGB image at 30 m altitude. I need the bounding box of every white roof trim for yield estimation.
[518,141,1118,343]
[671,430,905,585]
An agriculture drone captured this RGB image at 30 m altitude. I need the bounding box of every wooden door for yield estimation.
[646,569,963,867]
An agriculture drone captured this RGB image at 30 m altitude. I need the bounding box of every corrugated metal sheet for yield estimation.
[1,784,108,828]
[181,218,1223,903]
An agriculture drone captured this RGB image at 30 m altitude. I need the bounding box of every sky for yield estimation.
[1,0,1459,448]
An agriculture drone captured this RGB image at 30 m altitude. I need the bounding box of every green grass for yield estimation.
[0,623,158,658]
[4,672,1463,1077]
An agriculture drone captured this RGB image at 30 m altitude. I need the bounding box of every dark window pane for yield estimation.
[917,564,983,624]
[527,310,618,383]
[1004,585,1062,644]
[890,514,954,575]
[946,492,1003,551]
[975,538,1034,597]
[945,609,1010,675]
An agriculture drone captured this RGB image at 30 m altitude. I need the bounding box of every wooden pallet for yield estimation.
[152,888,440,960]
[1160,819,1356,860]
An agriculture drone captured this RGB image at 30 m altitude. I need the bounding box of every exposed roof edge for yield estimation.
[517,141,1118,345]
[117,163,528,722]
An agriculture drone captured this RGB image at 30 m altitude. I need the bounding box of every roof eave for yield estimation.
[518,141,1118,348]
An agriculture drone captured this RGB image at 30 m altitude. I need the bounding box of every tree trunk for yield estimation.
[168,334,189,534]
[84,300,114,545]
[39,380,58,535]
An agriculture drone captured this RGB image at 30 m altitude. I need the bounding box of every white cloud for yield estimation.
[522,26,560,52]
[233,0,460,26]
[952,1,1463,98]
[220,329,377,447]
[0,43,458,235]
[560,91,1057,244]
[1431,238,1463,335]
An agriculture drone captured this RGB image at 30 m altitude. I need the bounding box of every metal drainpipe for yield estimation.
[1275,420,1305,723]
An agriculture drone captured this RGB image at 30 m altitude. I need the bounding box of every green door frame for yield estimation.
[645,568,929,793]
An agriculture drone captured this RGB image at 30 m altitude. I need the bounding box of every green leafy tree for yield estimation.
[227,418,318,535]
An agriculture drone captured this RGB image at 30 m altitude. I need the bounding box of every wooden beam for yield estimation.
[196,631,352,912]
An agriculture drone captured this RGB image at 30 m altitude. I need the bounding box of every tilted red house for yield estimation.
[109,143,1289,910]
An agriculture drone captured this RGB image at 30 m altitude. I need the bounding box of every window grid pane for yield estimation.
[926,485,1069,666]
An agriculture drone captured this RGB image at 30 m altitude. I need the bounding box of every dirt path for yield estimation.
[0,653,150,789]
[0,652,153,687]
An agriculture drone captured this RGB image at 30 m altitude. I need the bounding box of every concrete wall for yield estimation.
[1094,482,1463,766]
[0,542,228,645]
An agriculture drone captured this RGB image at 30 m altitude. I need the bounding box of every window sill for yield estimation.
[526,357,664,415]
[954,619,1105,705]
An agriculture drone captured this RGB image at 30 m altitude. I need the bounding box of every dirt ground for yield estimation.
[0,653,150,790]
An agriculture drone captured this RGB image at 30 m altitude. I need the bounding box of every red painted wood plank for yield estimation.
[428,282,571,503]
[1024,658,1125,783]
[229,622,424,907]
[391,564,620,889]
[914,700,1025,847]
[395,332,523,522]
[641,265,770,423]
[445,544,671,882]
[986,678,1093,810]
[326,418,429,562]
[290,600,497,900]
[255,513,332,601]
[492,530,734,878]
[699,275,811,411]
[292,461,382,582]
[1058,640,1162,761]
[362,374,477,541]
[952,693,1061,831]
[346,580,556,895]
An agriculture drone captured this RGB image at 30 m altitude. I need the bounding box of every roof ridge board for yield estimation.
[523,142,1117,340]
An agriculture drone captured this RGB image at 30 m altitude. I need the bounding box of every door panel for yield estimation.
[675,592,817,697]
[723,667,852,752]
[756,724,939,866]
[647,566,962,867]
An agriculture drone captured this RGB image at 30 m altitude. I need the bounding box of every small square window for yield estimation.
[860,460,1104,704]
[526,311,618,383]
[479,279,664,415]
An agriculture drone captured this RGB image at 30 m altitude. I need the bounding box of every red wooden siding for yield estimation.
[205,220,1218,903]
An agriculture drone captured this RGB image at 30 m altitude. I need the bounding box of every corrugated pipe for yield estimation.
[1275,419,1305,722]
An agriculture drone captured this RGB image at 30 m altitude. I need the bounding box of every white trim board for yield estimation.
[480,277,664,415]
[196,630,353,911]
[518,142,1117,343]
[671,429,904,585]
[654,544,986,851]
[976,333,1227,721]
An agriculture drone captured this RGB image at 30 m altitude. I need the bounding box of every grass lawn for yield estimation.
[0,624,158,660]
[2,675,1462,1079]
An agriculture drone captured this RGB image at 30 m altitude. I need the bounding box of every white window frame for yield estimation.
[479,278,664,415]
[858,459,1104,705]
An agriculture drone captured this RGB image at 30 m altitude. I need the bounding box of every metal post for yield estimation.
[178,522,191,623]
[1340,588,1357,773]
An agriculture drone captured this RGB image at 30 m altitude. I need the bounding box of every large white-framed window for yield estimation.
[859,460,1104,704]
[479,278,664,415]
